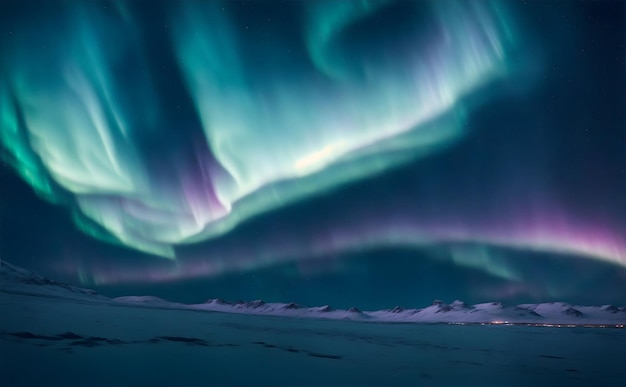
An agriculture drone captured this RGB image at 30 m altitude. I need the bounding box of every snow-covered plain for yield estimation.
[1,260,625,386]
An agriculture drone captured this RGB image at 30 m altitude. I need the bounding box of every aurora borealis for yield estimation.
[1,0,626,308]
[2,0,515,257]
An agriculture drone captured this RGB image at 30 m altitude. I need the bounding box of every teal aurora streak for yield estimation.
[1,0,515,258]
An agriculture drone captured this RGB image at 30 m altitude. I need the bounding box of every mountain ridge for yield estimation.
[2,260,624,325]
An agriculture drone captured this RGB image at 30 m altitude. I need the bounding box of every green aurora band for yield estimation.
[1,0,515,258]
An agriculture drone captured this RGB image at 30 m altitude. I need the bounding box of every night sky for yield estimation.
[1,0,626,310]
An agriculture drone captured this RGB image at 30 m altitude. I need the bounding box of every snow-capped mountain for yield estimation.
[183,298,371,320]
[176,297,624,325]
[2,260,624,325]
[0,260,107,301]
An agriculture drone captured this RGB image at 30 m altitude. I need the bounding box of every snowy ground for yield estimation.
[1,261,625,386]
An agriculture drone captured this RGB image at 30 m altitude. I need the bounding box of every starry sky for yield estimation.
[1,0,626,309]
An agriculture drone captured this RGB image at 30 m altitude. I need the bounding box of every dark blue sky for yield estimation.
[1,0,626,309]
